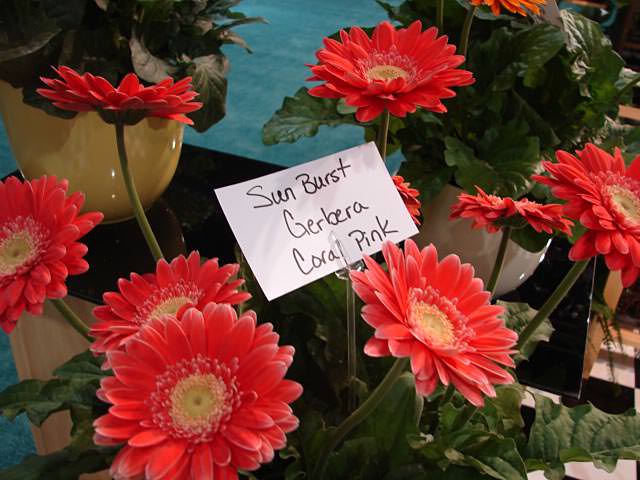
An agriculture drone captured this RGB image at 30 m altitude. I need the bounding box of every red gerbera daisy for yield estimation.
[94,304,302,480]
[450,187,517,233]
[450,186,573,235]
[350,240,517,406]
[471,0,546,17]
[37,66,202,125]
[512,198,573,235]
[91,251,251,360]
[307,21,474,122]
[534,143,640,287]
[393,175,422,225]
[0,176,103,333]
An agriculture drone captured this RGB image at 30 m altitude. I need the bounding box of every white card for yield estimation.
[215,142,419,300]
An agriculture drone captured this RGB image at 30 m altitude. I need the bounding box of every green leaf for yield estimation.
[479,384,526,441]
[510,91,560,149]
[444,136,478,170]
[498,301,553,362]
[0,444,118,480]
[0,26,60,63]
[514,24,565,88]
[562,10,623,86]
[325,437,379,479]
[0,378,99,426]
[444,119,540,197]
[561,10,624,129]
[222,31,253,52]
[68,405,95,452]
[525,395,640,478]
[187,53,229,132]
[398,155,453,202]
[0,350,104,426]
[418,428,527,479]
[129,34,177,83]
[53,350,108,382]
[42,0,86,30]
[262,87,357,145]
[361,372,423,465]
[474,119,540,197]
[452,435,527,480]
[510,225,553,253]
[0,379,64,425]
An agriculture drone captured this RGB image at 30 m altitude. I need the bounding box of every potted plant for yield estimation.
[262,0,639,293]
[0,0,263,221]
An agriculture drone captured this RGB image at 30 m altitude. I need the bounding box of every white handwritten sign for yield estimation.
[215,142,418,300]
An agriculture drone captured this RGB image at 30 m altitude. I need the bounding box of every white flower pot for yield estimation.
[414,185,549,297]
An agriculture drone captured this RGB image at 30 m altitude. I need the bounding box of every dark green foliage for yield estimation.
[0,0,264,131]
[0,350,114,479]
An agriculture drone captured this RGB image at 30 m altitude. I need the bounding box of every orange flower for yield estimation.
[534,144,640,287]
[307,21,474,122]
[450,186,573,235]
[351,240,517,406]
[94,304,302,480]
[37,66,202,125]
[91,251,250,361]
[0,176,103,333]
[470,0,546,17]
[393,175,422,225]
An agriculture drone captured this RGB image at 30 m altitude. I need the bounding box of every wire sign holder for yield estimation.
[329,231,364,412]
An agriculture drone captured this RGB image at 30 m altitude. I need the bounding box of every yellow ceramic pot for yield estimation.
[0,81,183,222]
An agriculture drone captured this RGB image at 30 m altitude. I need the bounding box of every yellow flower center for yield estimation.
[608,185,640,224]
[0,218,45,277]
[149,296,193,321]
[136,281,203,326]
[367,65,409,81]
[169,374,228,432]
[410,301,455,347]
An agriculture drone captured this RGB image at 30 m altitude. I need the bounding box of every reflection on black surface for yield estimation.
[502,239,594,398]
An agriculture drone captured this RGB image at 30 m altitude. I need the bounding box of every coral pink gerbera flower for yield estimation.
[393,175,422,225]
[94,304,302,480]
[307,21,474,122]
[37,66,202,125]
[0,176,103,333]
[534,144,640,287]
[350,240,517,406]
[450,186,573,235]
[512,198,574,235]
[90,251,250,359]
[450,187,517,233]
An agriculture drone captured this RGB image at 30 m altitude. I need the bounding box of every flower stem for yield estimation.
[115,122,164,262]
[436,0,444,31]
[313,358,408,479]
[517,259,590,351]
[428,384,456,433]
[50,298,92,342]
[441,384,455,405]
[346,274,357,412]
[487,227,511,297]
[376,110,390,162]
[459,6,476,60]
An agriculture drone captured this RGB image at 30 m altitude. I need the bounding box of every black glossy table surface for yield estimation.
[6,143,592,398]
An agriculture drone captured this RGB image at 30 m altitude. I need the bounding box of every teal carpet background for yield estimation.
[0,0,397,469]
